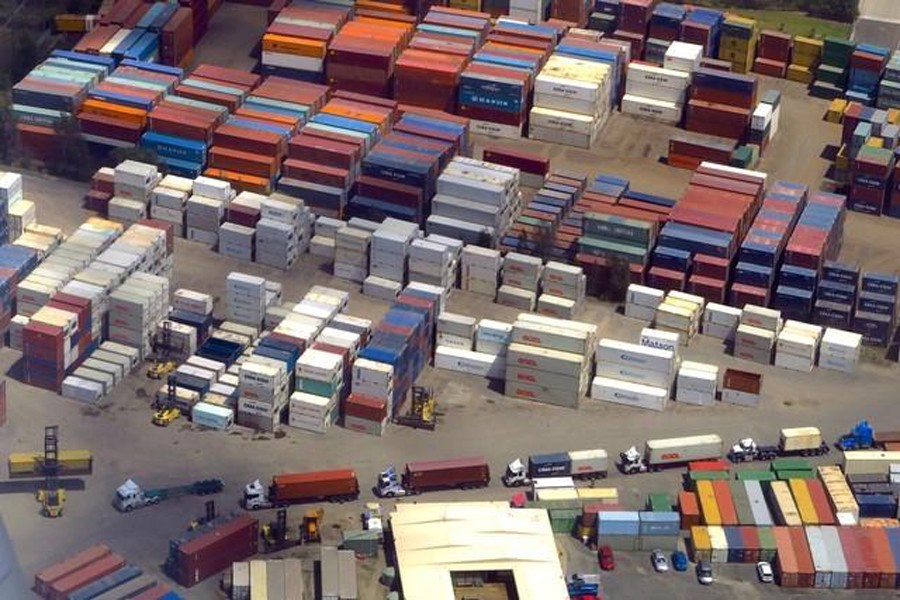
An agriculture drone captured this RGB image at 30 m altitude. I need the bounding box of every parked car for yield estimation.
[651,549,669,573]
[696,561,713,585]
[671,550,688,572]
[756,561,774,583]
[598,545,615,571]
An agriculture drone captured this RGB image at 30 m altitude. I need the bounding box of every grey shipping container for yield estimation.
[68,564,142,600]
[267,559,286,600]
[596,533,639,551]
[340,530,380,558]
[744,480,774,526]
[805,526,832,588]
[283,558,304,600]
[232,562,250,600]
[638,534,679,552]
[338,550,358,600]
[320,546,339,600]
[90,573,156,600]
[820,526,849,589]
[729,480,755,525]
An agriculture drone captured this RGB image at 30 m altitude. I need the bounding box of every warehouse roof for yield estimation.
[390,502,570,600]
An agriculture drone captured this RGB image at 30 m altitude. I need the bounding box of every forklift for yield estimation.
[151,375,181,427]
[35,426,66,518]
[147,321,182,380]
[260,508,324,553]
[393,386,437,430]
[188,500,218,531]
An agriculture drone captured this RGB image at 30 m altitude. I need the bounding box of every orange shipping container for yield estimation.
[712,479,738,526]
[204,168,271,195]
[262,33,327,58]
[80,99,147,126]
[773,526,799,587]
[679,490,701,530]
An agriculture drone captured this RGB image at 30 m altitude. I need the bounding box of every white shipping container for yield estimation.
[61,376,104,404]
[621,94,682,125]
[597,338,675,375]
[625,303,657,321]
[741,304,782,332]
[435,346,504,379]
[512,320,592,355]
[596,361,673,389]
[591,377,669,412]
[639,328,680,354]
[192,402,234,430]
[506,343,587,378]
[627,284,665,308]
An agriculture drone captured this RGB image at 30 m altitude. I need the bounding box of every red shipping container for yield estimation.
[693,254,730,280]
[712,480,738,526]
[753,57,787,78]
[679,490,701,530]
[213,124,284,158]
[49,553,125,600]
[839,526,864,589]
[132,583,171,600]
[865,527,898,588]
[136,219,176,256]
[689,460,730,472]
[192,64,261,89]
[773,526,798,587]
[688,274,727,304]
[741,525,761,563]
[344,393,388,421]
[289,134,360,171]
[35,546,113,597]
[647,266,686,292]
[729,283,769,307]
[805,479,835,525]
[171,514,258,587]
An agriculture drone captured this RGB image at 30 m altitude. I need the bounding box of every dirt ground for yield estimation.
[3,4,900,600]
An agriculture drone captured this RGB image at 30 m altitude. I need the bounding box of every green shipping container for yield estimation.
[736,471,775,481]
[775,470,816,480]
[526,500,582,511]
[756,526,777,562]
[690,471,731,482]
[729,480,755,526]
[649,493,672,512]
[770,458,812,472]
[549,509,580,534]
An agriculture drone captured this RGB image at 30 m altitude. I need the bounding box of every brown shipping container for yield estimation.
[173,515,258,587]
[855,528,882,589]
[272,469,359,501]
[774,526,799,587]
[788,526,815,588]
[405,456,490,491]
[722,369,762,394]
[839,526,864,589]
[214,123,284,158]
[344,393,388,421]
[289,134,360,171]
[283,159,350,190]
[49,554,125,600]
[863,527,896,588]
[35,544,111,596]
[192,64,261,89]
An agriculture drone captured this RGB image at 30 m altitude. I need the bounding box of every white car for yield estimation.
[757,561,774,583]
[651,549,669,573]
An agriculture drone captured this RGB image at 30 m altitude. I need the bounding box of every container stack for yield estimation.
[686,68,757,140]
[578,211,658,275]
[538,262,586,319]
[529,53,613,149]
[753,30,791,78]
[108,271,170,359]
[846,44,889,106]
[506,314,597,409]
[498,253,543,312]
[849,145,896,215]
[733,305,782,366]
[644,3,686,64]
[664,40,703,74]
[149,175,192,237]
[774,320,822,373]
[624,283,664,321]
[429,156,521,246]
[701,302,742,342]
[345,358,393,436]
[260,2,349,82]
[675,360,718,405]
[290,348,343,434]
[365,219,419,301]
[186,176,234,246]
[239,360,289,432]
[256,195,313,270]
[621,62,690,126]
[653,290,703,346]
[333,225,371,284]
[679,8,723,58]
[716,16,757,75]
[787,36,822,84]
[436,313,477,350]
[783,192,845,287]
[612,0,653,58]
[877,49,900,110]
[814,261,859,329]
[408,238,457,293]
[460,246,502,299]
[817,327,862,373]
[853,272,898,346]
[226,272,266,331]
[325,18,413,98]
[748,90,782,157]
[592,337,675,412]
[110,160,161,224]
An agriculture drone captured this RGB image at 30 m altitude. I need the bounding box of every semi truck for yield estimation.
[836,420,900,451]
[620,434,724,474]
[115,478,224,512]
[243,469,359,510]
[502,449,608,487]
[376,456,490,497]
[728,427,830,462]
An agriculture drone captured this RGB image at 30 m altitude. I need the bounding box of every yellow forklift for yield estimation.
[35,426,66,518]
[260,508,323,552]
[147,321,182,380]
[151,376,181,427]
[393,386,437,430]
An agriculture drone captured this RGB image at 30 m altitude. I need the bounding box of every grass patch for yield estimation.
[724,9,852,39]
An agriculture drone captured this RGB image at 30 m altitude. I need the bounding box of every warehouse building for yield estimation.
[390,502,570,600]
[852,0,900,48]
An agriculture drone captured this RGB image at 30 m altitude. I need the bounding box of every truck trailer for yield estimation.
[728,427,830,462]
[243,469,359,509]
[115,478,224,512]
[376,456,490,497]
[620,435,724,474]
[503,449,608,486]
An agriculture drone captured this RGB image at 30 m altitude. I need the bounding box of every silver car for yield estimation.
[651,549,669,573]
[696,561,713,585]
[757,561,774,583]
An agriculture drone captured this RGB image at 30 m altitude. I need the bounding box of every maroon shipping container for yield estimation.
[344,393,388,421]
[289,134,360,171]
[729,283,769,308]
[865,528,897,588]
[482,146,549,176]
[78,113,143,144]
[22,322,65,361]
[49,553,125,600]
[283,159,351,190]
[753,57,787,78]
[192,64,261,90]
[34,544,111,596]
[170,514,258,587]
[741,525,761,563]
[136,219,175,255]
[647,266,686,292]
[213,123,285,158]
[838,526,864,589]
[404,456,490,492]
[688,274,726,304]
[693,254,730,280]
[225,203,261,228]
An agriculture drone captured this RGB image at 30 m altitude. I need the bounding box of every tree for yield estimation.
[10,31,39,84]
[110,146,160,168]
[804,0,858,23]
[49,118,95,181]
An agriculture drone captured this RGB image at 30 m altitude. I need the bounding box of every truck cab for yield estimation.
[729,438,777,462]
[620,447,647,474]
[115,479,150,512]
[376,465,410,498]
[502,458,530,487]
[837,420,875,451]
[243,479,270,510]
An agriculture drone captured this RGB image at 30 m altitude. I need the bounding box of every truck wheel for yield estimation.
[125,505,133,512]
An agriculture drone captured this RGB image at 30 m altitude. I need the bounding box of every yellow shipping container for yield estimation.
[769,480,802,526]
[859,518,900,528]
[888,108,900,125]
[836,144,851,172]
[690,526,712,563]
[787,64,814,84]
[8,449,92,477]
[450,0,481,9]
[867,137,884,148]
[817,465,859,519]
[697,480,721,526]
[576,487,618,504]
[826,98,848,123]
[788,479,818,525]
[249,560,268,600]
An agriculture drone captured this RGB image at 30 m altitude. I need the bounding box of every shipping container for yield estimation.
[167,514,259,588]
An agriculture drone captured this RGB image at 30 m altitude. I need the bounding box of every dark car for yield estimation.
[696,561,713,585]
[598,545,615,571]
[671,550,688,572]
